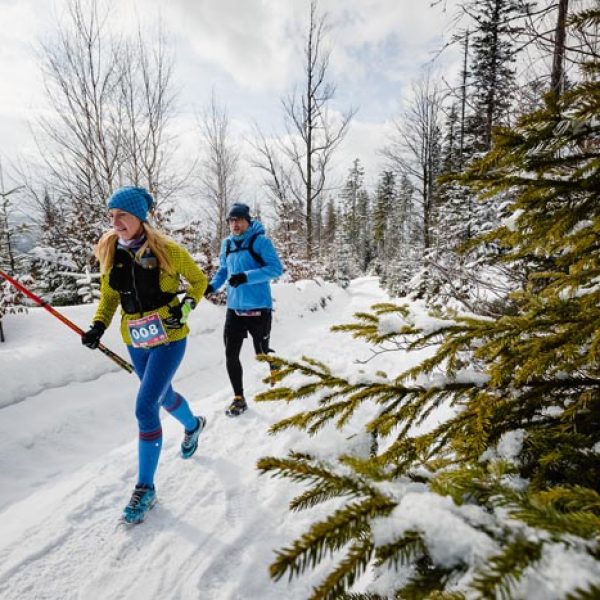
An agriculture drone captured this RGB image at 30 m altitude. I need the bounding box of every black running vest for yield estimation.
[109,246,176,314]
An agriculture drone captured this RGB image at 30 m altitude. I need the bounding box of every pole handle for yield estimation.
[98,343,135,373]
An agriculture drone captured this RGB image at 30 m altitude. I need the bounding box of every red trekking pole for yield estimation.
[0,269,134,374]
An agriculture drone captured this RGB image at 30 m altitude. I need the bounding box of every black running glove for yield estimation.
[82,322,106,349]
[204,283,215,296]
[228,273,247,288]
[163,297,196,329]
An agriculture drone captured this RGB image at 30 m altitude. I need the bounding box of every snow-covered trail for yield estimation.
[0,279,358,511]
[0,278,390,600]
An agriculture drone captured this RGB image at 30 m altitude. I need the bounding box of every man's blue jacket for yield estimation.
[209,220,283,310]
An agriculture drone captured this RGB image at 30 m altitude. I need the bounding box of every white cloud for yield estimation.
[0,0,462,191]
[332,116,395,192]
[155,0,299,92]
[0,3,45,110]
[0,2,49,162]
[153,0,462,99]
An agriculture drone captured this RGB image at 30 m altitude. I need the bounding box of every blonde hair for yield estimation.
[96,223,176,275]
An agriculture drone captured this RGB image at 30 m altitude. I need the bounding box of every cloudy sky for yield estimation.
[0,0,461,199]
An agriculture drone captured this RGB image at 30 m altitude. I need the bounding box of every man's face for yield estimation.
[228,216,250,235]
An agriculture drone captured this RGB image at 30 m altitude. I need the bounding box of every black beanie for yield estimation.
[227,203,251,222]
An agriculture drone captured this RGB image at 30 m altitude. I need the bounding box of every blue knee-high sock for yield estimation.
[163,393,197,431]
[138,430,163,487]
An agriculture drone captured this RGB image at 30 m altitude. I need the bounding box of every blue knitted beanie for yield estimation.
[107,187,154,222]
[227,202,251,222]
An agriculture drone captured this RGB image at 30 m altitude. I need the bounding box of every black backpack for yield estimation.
[225,232,266,267]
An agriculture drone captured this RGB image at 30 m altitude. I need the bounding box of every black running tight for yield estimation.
[223,309,272,397]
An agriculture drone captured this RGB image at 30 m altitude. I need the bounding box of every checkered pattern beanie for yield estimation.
[107,187,155,222]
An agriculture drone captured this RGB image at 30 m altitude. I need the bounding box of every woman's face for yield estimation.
[109,209,144,241]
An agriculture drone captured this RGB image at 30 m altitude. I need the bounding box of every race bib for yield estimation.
[127,313,168,348]
[235,310,262,317]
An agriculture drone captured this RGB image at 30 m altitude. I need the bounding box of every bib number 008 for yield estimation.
[131,323,162,340]
[127,313,168,348]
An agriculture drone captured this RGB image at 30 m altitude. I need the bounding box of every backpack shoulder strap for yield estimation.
[247,233,266,267]
[224,233,266,267]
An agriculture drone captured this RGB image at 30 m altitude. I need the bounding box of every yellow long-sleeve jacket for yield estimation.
[92,239,208,346]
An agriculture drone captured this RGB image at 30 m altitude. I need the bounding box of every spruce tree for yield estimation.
[331,226,359,289]
[321,198,337,256]
[372,171,395,278]
[255,9,600,597]
[383,174,418,297]
[339,159,372,273]
[29,191,105,305]
[465,0,522,153]
[420,0,525,313]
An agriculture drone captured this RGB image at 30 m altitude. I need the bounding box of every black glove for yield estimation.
[163,297,196,329]
[204,284,215,296]
[228,273,247,288]
[82,322,106,349]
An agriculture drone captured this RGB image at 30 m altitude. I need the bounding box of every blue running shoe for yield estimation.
[122,484,156,524]
[181,416,206,459]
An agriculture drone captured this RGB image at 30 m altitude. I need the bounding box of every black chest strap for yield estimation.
[225,233,266,267]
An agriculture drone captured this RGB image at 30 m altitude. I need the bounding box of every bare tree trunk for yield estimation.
[249,129,294,212]
[459,29,469,170]
[305,11,314,256]
[551,0,569,97]
[120,27,178,201]
[382,73,443,253]
[483,0,501,151]
[248,128,304,258]
[279,0,355,260]
[197,91,241,249]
